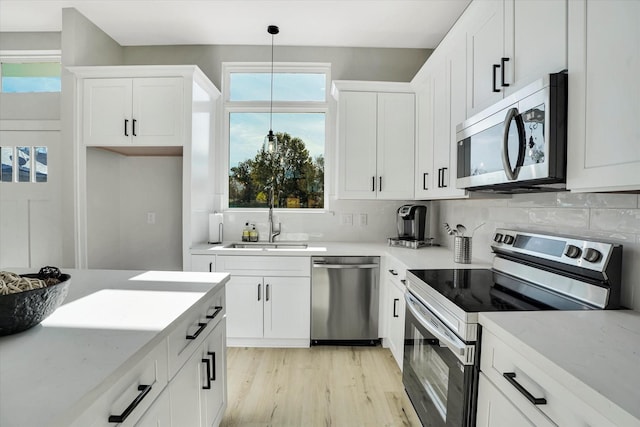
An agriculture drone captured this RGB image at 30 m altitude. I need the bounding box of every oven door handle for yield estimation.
[404,292,468,358]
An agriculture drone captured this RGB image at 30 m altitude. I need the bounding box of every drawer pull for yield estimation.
[202,358,212,390]
[389,269,398,276]
[208,351,216,381]
[186,322,208,340]
[108,384,152,423]
[206,306,223,321]
[503,372,547,405]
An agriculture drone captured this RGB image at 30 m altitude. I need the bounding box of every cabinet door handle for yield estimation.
[393,298,399,318]
[132,119,137,136]
[492,64,500,92]
[208,262,213,272]
[500,57,510,87]
[206,305,223,320]
[441,167,448,188]
[423,172,428,190]
[108,384,152,423]
[503,372,547,405]
[208,351,216,381]
[437,168,442,188]
[266,284,270,302]
[379,176,382,192]
[186,322,207,340]
[202,358,212,390]
[371,176,376,192]
[258,283,261,301]
[124,119,129,136]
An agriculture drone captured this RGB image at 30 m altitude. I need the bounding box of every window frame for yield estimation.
[0,50,62,93]
[222,62,331,212]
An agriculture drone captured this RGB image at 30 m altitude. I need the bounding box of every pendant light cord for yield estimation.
[269,32,274,132]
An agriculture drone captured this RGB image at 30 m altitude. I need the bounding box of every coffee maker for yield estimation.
[388,204,431,249]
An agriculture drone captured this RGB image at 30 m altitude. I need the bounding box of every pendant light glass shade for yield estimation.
[263,25,279,154]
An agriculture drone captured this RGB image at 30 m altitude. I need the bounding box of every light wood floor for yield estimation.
[220,345,422,427]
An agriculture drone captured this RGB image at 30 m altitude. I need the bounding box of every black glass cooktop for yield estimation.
[408,269,593,313]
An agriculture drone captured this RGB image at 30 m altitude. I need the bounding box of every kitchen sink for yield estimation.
[223,242,309,249]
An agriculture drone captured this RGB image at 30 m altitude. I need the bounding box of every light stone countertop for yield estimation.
[0,269,229,427]
[191,241,492,270]
[479,310,640,426]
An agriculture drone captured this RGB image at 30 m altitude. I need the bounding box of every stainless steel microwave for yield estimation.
[456,72,567,192]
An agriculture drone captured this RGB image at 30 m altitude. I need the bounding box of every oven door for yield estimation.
[402,291,476,427]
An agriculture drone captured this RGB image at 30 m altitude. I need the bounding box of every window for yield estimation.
[225,63,329,209]
[0,52,61,93]
[0,146,48,183]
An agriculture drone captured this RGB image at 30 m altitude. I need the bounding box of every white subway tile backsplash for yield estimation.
[528,208,590,228]
[492,207,535,224]
[590,209,640,234]
[557,193,638,209]
[507,192,559,208]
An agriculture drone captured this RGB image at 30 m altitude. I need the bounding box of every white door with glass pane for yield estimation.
[0,128,62,268]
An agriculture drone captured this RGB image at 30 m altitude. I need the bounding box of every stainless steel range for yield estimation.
[402,228,623,427]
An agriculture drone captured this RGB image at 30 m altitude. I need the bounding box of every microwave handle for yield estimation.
[502,107,526,180]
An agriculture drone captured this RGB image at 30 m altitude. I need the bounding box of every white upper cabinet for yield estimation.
[466,0,507,116]
[376,92,416,200]
[83,77,184,147]
[507,0,567,96]
[567,0,640,192]
[333,82,415,200]
[413,27,468,199]
[337,91,378,199]
[466,0,567,117]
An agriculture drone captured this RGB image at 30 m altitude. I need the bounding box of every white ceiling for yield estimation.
[0,0,471,49]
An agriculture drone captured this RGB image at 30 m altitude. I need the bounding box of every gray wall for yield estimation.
[123,45,431,87]
[0,32,60,51]
[60,8,125,267]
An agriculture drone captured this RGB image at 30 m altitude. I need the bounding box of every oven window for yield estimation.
[408,325,449,420]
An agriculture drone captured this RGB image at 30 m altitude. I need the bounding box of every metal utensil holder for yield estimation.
[454,236,472,264]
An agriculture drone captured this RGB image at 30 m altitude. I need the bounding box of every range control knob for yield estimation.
[564,245,582,259]
[493,233,504,243]
[503,235,515,245]
[583,248,602,263]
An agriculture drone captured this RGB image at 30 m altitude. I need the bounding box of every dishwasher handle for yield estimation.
[312,263,379,269]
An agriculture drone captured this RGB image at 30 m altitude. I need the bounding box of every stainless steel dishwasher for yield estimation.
[311,256,380,345]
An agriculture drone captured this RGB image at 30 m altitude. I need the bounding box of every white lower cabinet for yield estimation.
[191,255,216,272]
[72,340,169,427]
[136,388,172,427]
[384,257,408,369]
[217,255,311,347]
[169,318,226,427]
[478,328,618,427]
[226,275,310,342]
[476,372,545,427]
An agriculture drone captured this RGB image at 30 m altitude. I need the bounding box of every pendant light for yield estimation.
[264,25,279,153]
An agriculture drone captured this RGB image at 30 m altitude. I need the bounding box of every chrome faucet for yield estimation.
[268,187,281,242]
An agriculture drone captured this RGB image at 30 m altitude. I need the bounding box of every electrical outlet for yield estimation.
[340,213,353,226]
[358,213,368,226]
[147,212,156,224]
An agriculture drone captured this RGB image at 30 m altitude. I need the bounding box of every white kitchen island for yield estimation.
[0,268,229,427]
